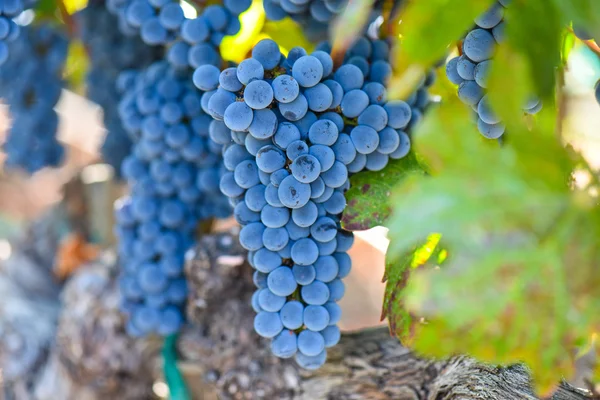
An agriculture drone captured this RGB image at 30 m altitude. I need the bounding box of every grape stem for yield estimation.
[58,0,76,37]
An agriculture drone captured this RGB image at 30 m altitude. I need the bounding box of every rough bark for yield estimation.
[179,231,593,400]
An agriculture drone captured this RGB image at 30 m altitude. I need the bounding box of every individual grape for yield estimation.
[252,38,281,70]
[248,109,279,139]
[456,55,476,81]
[293,264,317,285]
[457,81,484,106]
[474,60,490,88]
[321,325,341,347]
[272,74,300,103]
[297,330,325,356]
[274,122,302,149]
[303,305,330,331]
[244,80,275,109]
[301,280,330,305]
[340,89,369,118]
[291,238,319,266]
[292,201,319,227]
[463,29,495,62]
[240,222,267,251]
[296,350,327,370]
[271,330,298,358]
[292,55,324,87]
[237,58,265,84]
[279,94,309,121]
[327,278,345,301]
[224,101,254,131]
[286,140,309,160]
[280,301,304,329]
[477,118,505,139]
[286,220,310,240]
[474,3,504,29]
[304,83,333,112]
[261,204,290,228]
[267,266,298,296]
[193,64,221,91]
[254,248,282,273]
[321,161,348,188]
[446,57,464,85]
[258,288,287,312]
[256,145,287,173]
[477,96,501,124]
[263,227,289,251]
[254,311,284,338]
[291,154,322,183]
[333,64,364,91]
[323,301,342,325]
[308,119,339,146]
[350,125,380,155]
[279,175,312,208]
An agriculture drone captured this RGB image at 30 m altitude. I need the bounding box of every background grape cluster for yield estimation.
[0,23,68,173]
[445,0,541,139]
[114,62,231,336]
[77,2,162,175]
[0,0,36,65]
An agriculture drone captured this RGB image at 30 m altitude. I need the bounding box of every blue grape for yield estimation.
[463,29,495,62]
[291,154,321,183]
[293,264,316,285]
[267,266,298,296]
[254,311,284,338]
[261,204,290,228]
[301,280,330,305]
[340,89,369,118]
[272,74,300,103]
[279,175,312,208]
[244,79,275,109]
[297,330,325,356]
[292,55,324,88]
[253,248,282,273]
[280,301,304,329]
[271,330,298,358]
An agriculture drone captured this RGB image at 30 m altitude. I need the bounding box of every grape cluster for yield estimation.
[107,0,250,49]
[114,62,231,336]
[0,0,35,65]
[166,1,251,71]
[77,3,162,175]
[208,37,417,368]
[106,0,184,44]
[445,0,541,139]
[0,24,68,173]
[262,0,403,43]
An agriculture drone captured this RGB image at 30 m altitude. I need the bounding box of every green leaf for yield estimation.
[397,0,495,66]
[64,40,89,93]
[342,153,426,231]
[384,96,600,394]
[381,234,444,344]
[503,1,563,101]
